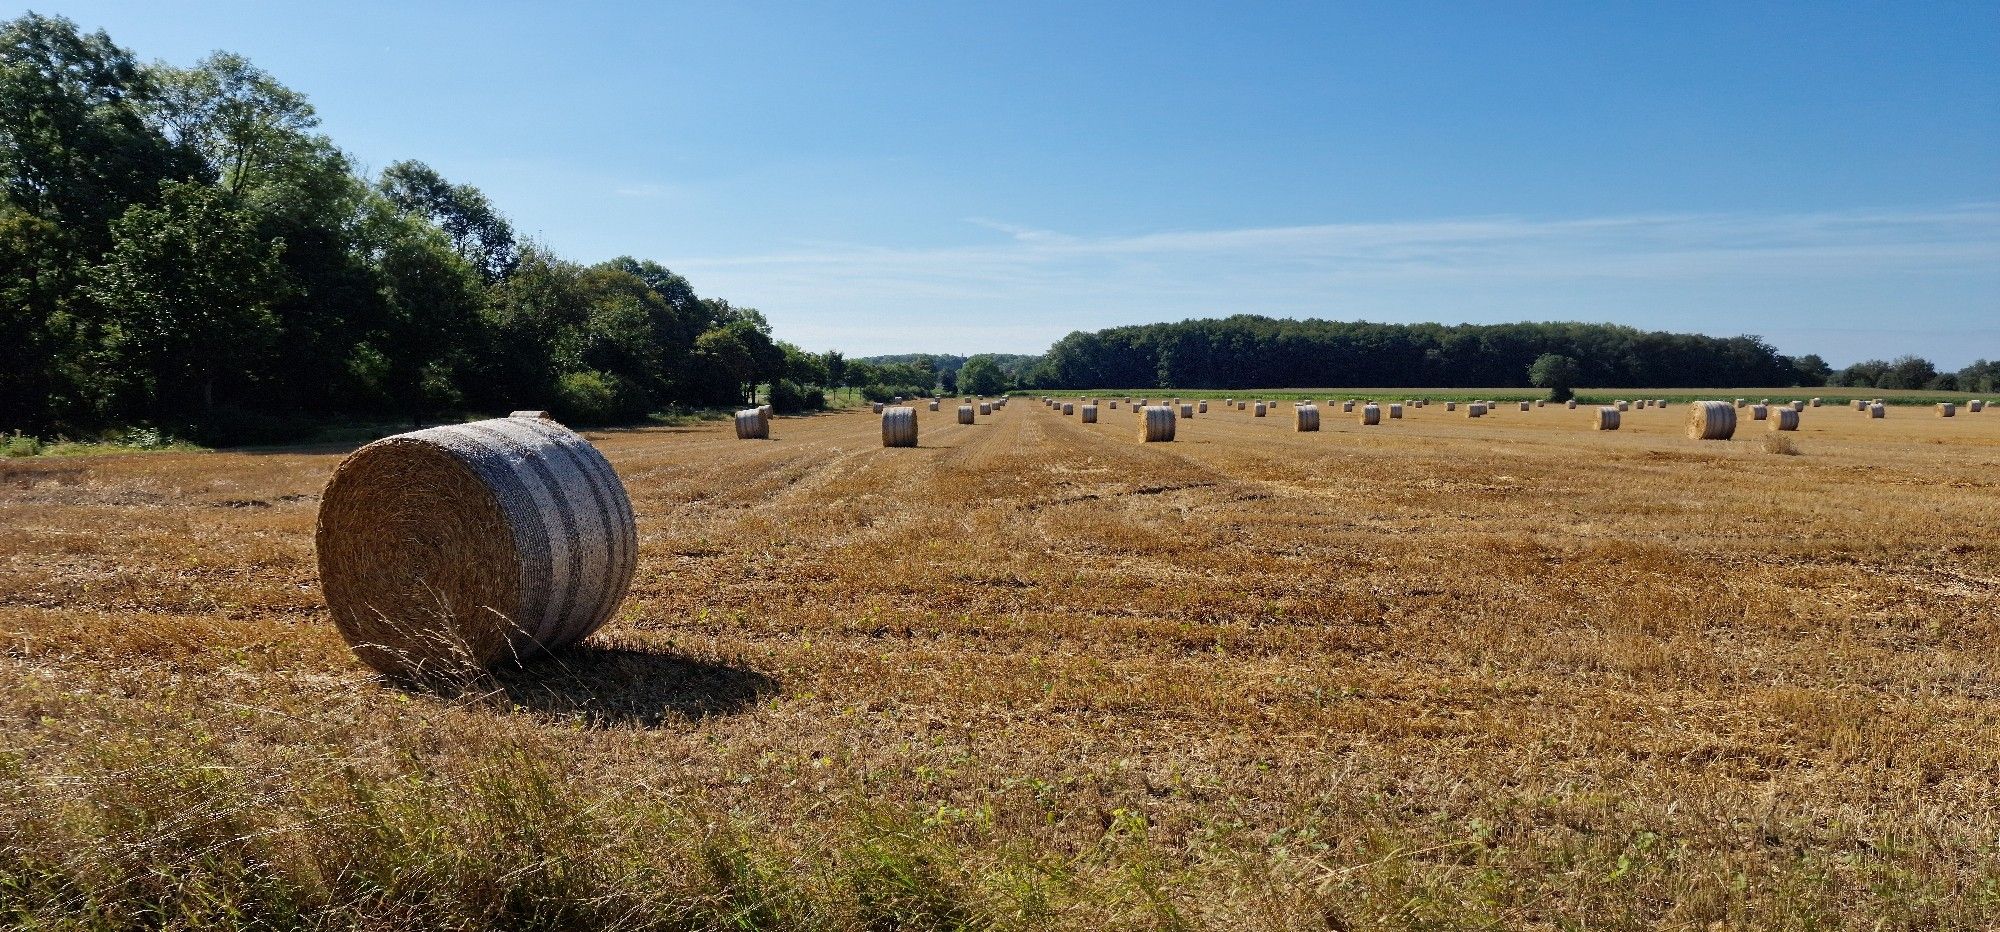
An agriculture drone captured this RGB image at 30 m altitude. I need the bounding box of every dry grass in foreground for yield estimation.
[3,398,2000,930]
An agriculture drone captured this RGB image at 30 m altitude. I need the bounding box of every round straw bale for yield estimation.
[882,406,919,446]
[1295,404,1321,431]
[1734,398,1746,408]
[1868,402,1885,419]
[1565,399,1578,409]
[1254,402,1268,416]
[1852,399,1866,411]
[871,402,884,414]
[508,410,554,420]
[734,409,769,439]
[1615,401,1629,411]
[1971,399,1985,412]
[1769,407,1799,431]
[1140,406,1176,442]
[1179,403,1194,418]
[1359,403,1381,425]
[1340,400,1355,413]
[1081,404,1098,423]
[1519,401,1531,411]
[958,404,975,424]
[1388,403,1403,419]
[1654,399,1666,408]
[929,400,940,411]
[1198,401,1208,413]
[1789,400,1804,412]
[1750,404,1768,420]
[1468,403,1486,418]
[1445,402,1457,411]
[979,402,992,415]
[1810,397,1822,407]
[1109,401,1119,409]
[316,417,637,678]
[1687,400,1737,440]
[1062,402,1075,415]
[1594,406,1620,430]
[1938,402,1956,417]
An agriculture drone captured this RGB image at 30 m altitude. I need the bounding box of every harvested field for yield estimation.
[4,396,2000,929]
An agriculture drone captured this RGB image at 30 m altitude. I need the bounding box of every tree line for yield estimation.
[0,13,842,442]
[1013,316,1992,393]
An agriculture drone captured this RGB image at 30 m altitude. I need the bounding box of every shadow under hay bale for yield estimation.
[481,645,778,726]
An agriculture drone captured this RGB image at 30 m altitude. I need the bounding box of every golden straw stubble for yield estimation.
[315,417,637,679]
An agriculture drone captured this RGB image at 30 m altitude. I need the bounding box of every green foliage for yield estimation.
[1528,353,1582,401]
[957,355,1010,395]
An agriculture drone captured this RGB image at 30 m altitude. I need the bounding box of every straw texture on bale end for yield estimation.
[1140,406,1176,442]
[1359,404,1381,426]
[1687,400,1737,440]
[734,409,769,439]
[882,406,918,447]
[1769,408,1800,431]
[957,405,975,424]
[1295,404,1321,432]
[1594,407,1620,431]
[315,417,637,679]
[1081,404,1098,423]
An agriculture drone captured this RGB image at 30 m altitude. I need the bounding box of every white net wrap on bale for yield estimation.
[1062,402,1075,415]
[1388,403,1403,419]
[882,407,918,447]
[1295,404,1320,432]
[1468,403,1486,418]
[1687,401,1737,440]
[1595,407,1620,431]
[1519,401,1532,411]
[1750,404,1768,421]
[1939,403,1956,418]
[316,417,637,679]
[1566,399,1578,409]
[734,409,769,439]
[929,400,940,411]
[979,402,992,415]
[1770,408,1800,431]
[1140,406,1177,442]
[508,410,554,420]
[1360,404,1381,425]
[1081,404,1098,423]
[1868,403,1886,419]
[957,405,975,424]
[871,402,884,414]
[1341,401,1355,413]
[1254,402,1267,416]
[1972,399,1986,412]
[1445,402,1457,412]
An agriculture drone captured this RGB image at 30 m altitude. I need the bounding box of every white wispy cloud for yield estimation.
[668,204,2000,362]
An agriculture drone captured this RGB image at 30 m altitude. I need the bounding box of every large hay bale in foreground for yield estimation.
[1687,400,1737,440]
[958,404,975,424]
[1081,404,1098,423]
[1359,403,1381,425]
[1770,408,1799,431]
[1141,406,1176,442]
[882,407,918,447]
[734,409,769,439]
[316,417,637,678]
[1594,407,1620,430]
[1296,404,1321,431]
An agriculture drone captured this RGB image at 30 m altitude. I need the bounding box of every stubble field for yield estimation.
[4,395,2000,930]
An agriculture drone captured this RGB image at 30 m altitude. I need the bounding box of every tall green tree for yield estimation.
[1527,353,1582,402]
[378,160,517,282]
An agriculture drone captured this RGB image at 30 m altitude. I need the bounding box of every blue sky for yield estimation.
[39,1,2000,365]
